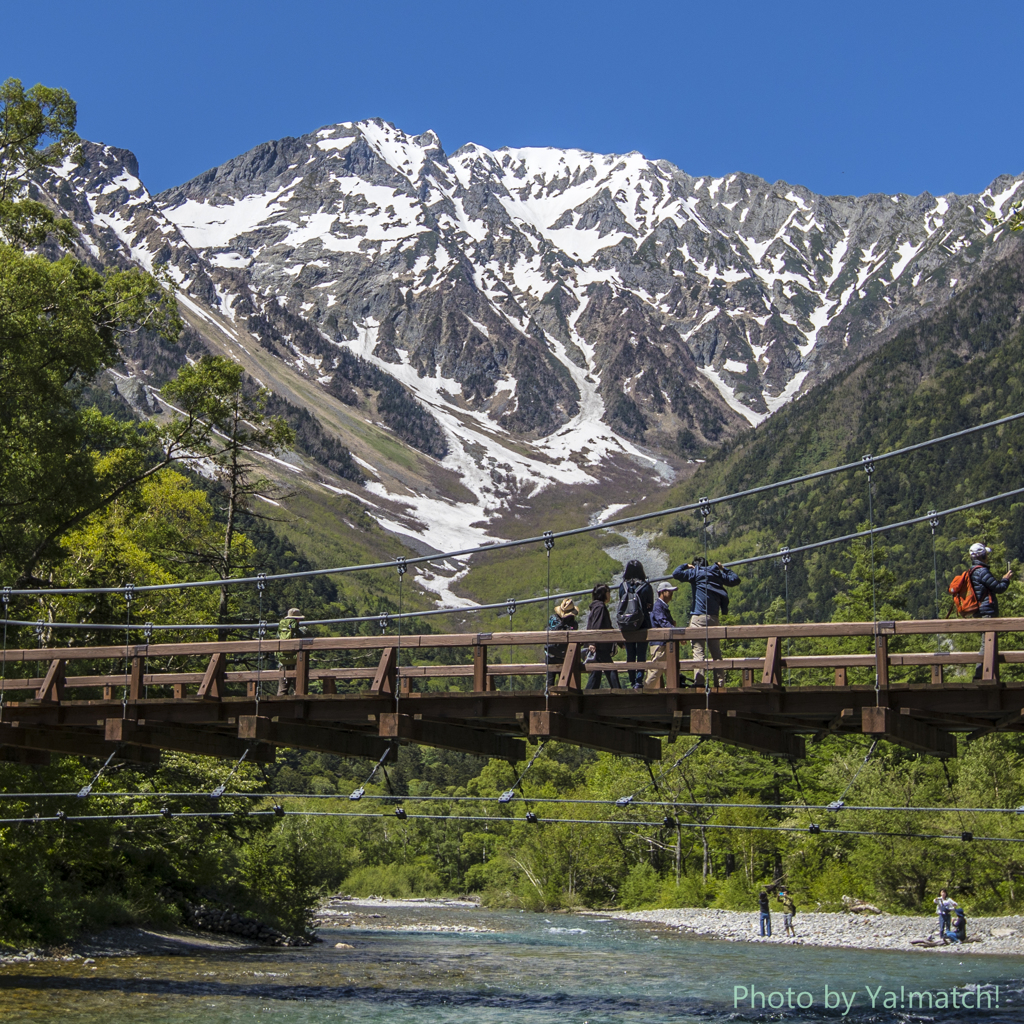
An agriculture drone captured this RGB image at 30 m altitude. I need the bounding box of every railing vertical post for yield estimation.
[834,667,848,687]
[473,643,490,692]
[931,664,943,686]
[664,640,680,690]
[370,647,397,694]
[129,656,143,701]
[761,637,782,688]
[557,642,582,691]
[294,650,309,696]
[874,634,889,694]
[982,631,999,682]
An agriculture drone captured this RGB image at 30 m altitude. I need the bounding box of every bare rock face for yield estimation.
[28,124,1024,547]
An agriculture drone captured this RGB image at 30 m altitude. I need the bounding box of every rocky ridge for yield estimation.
[28,125,1024,563]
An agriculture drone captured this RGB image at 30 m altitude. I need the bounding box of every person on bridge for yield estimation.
[276,607,308,695]
[644,583,678,688]
[585,584,621,689]
[965,543,1013,679]
[672,558,741,688]
[545,598,579,688]
[618,560,654,691]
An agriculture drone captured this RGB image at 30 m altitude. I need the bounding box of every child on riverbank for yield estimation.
[777,887,796,936]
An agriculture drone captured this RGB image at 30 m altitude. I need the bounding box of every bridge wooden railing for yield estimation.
[2,617,1019,695]
[0,618,1021,765]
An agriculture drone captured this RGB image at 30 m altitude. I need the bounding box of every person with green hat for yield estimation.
[276,607,307,695]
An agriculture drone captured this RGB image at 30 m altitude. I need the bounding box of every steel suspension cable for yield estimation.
[6,410,1024,600]
[7,485,1024,634]
[11,789,1024,815]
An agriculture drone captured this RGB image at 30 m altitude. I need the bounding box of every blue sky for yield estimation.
[3,0,1021,198]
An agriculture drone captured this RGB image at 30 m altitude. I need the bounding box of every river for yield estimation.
[1,903,1020,1022]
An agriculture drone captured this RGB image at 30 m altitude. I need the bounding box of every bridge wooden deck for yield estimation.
[1,618,1022,764]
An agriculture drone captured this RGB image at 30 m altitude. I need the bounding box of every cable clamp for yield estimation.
[808,823,821,834]
[928,510,940,532]
[506,598,516,619]
[144,622,154,644]
[826,799,845,812]
[161,806,173,819]
[394,806,407,820]
[543,531,554,552]
[498,788,516,804]
[861,454,875,475]
[698,496,712,521]
[525,811,539,824]
[662,815,677,829]
[1,586,10,608]
[396,557,407,577]
[34,621,44,645]
[615,795,634,807]
[379,612,390,633]
[123,582,135,606]
[780,546,791,568]
[273,804,285,817]
[257,619,267,640]
[961,831,973,842]
[349,786,365,801]
[256,571,267,593]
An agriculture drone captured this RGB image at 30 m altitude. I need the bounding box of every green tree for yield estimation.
[0,78,183,584]
[0,76,79,247]
[162,356,295,631]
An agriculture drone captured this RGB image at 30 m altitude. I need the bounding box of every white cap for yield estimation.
[969,543,991,560]
[657,583,678,593]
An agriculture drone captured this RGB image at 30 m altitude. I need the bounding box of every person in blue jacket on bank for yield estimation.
[672,557,740,688]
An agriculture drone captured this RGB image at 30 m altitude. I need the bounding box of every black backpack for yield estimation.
[616,580,646,630]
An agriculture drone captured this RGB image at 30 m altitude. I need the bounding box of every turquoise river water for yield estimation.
[0,905,1021,1023]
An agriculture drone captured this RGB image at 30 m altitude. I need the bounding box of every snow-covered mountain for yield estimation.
[33,122,1024,561]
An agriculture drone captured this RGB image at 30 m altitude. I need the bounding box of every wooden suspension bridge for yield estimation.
[0,617,1022,766]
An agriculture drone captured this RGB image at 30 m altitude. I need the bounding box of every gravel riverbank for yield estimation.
[611,908,1024,956]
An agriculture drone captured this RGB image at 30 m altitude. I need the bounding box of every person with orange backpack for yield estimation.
[948,543,1013,678]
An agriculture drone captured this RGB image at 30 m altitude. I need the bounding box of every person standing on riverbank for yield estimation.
[777,887,796,937]
[934,888,957,939]
[757,890,772,937]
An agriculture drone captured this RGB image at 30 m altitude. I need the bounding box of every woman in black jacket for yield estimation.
[618,560,654,690]
[584,584,620,689]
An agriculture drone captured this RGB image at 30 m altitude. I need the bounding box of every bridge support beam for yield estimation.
[861,706,957,757]
[529,710,661,761]
[380,713,526,761]
[106,718,275,762]
[239,716,394,761]
[690,708,805,759]
[0,723,159,762]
